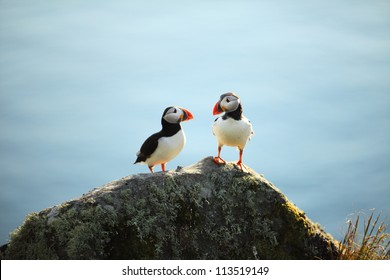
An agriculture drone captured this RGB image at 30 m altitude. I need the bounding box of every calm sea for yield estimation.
[1,0,389,245]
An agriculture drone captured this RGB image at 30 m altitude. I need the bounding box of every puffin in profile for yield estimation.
[134,106,194,173]
[212,92,254,171]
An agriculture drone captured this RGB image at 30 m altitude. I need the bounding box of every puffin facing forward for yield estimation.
[212,92,254,171]
[134,106,194,173]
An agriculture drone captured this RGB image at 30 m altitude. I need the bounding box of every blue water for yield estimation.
[1,0,389,245]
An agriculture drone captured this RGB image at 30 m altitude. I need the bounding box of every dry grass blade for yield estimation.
[338,210,390,260]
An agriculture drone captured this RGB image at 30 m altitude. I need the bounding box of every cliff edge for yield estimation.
[1,157,339,259]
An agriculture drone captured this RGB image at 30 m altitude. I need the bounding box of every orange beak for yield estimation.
[213,101,223,115]
[181,108,194,121]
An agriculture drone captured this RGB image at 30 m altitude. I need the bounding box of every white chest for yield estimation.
[213,117,253,149]
[147,130,186,165]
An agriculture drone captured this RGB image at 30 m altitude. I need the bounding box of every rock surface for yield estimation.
[1,157,339,259]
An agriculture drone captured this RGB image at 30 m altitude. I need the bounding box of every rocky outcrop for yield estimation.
[1,157,339,259]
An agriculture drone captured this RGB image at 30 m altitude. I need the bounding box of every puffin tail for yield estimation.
[134,151,146,164]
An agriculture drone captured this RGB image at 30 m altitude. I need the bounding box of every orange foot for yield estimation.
[213,156,226,165]
[236,161,248,172]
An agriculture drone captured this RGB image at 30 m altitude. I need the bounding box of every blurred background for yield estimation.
[1,0,389,245]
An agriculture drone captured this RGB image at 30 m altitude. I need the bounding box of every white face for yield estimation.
[163,107,184,124]
[220,94,240,113]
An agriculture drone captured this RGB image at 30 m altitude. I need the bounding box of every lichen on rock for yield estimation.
[1,157,339,259]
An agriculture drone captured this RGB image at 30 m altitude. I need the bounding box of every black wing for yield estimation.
[134,131,162,163]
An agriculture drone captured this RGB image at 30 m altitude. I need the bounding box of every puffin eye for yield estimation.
[226,98,230,103]
[173,108,177,113]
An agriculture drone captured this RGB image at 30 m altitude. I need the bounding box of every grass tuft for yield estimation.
[338,210,390,260]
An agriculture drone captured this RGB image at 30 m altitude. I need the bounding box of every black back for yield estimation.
[134,118,182,163]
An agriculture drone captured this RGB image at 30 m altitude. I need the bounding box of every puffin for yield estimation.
[212,92,254,171]
[134,106,194,173]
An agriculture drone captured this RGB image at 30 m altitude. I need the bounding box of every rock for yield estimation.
[1,157,339,259]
